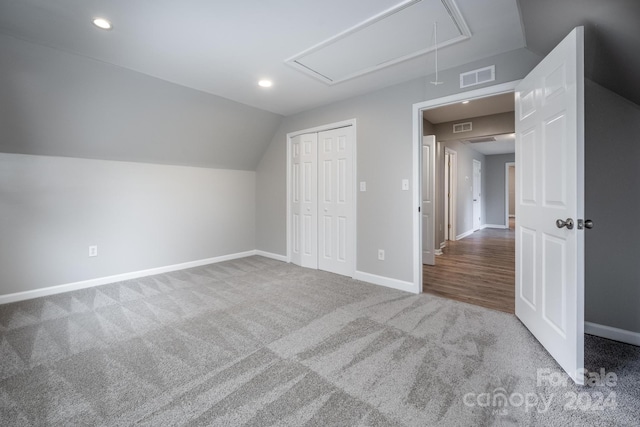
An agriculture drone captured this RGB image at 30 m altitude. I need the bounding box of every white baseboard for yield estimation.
[509,214,516,218]
[440,241,446,249]
[0,250,257,305]
[585,321,640,347]
[354,271,416,294]
[254,250,288,262]
[456,229,475,240]
[483,224,508,229]
[435,249,443,256]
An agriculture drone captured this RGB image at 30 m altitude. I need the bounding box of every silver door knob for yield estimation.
[584,219,594,229]
[556,218,574,230]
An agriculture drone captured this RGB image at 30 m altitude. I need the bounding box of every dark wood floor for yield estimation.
[423,219,515,313]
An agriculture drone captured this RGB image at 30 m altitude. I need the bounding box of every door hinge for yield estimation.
[418,206,421,212]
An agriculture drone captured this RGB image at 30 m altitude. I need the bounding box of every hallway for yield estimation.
[423,221,515,313]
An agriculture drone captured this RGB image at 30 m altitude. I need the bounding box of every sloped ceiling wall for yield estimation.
[0,35,283,171]
[519,0,640,107]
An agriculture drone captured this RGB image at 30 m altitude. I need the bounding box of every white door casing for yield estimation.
[291,133,318,269]
[318,127,355,276]
[472,159,482,231]
[422,135,436,265]
[515,27,585,384]
[445,148,457,241]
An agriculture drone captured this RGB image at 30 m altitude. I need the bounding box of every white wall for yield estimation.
[256,48,541,284]
[0,154,256,295]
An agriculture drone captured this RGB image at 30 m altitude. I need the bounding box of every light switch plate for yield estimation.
[402,179,409,190]
[360,181,366,192]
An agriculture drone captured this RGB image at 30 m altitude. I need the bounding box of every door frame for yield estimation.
[472,158,482,231]
[505,161,515,227]
[412,81,520,291]
[444,147,457,242]
[286,119,357,273]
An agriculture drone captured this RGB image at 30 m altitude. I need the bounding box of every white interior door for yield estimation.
[515,27,585,384]
[291,133,318,269]
[472,159,482,231]
[318,127,355,276]
[422,135,435,265]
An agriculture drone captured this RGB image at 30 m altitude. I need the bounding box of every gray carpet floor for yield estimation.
[1,256,638,426]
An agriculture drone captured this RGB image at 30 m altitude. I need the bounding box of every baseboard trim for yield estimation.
[254,250,288,262]
[0,250,257,305]
[435,249,443,256]
[354,271,416,294]
[483,224,508,229]
[456,229,475,240]
[440,241,446,249]
[585,322,640,347]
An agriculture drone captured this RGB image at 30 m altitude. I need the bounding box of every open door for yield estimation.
[422,135,435,265]
[515,27,585,384]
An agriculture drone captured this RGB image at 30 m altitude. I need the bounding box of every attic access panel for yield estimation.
[285,0,471,85]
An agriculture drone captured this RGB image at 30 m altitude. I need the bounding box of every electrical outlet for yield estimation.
[402,179,409,190]
[89,245,98,257]
[378,249,385,261]
[360,181,366,192]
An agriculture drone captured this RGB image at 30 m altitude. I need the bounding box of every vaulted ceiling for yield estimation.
[0,0,526,116]
[1,1,638,117]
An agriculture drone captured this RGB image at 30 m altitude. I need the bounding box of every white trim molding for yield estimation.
[585,322,640,347]
[483,224,509,229]
[255,250,288,262]
[435,249,443,256]
[354,271,416,294]
[456,229,475,240]
[0,250,257,305]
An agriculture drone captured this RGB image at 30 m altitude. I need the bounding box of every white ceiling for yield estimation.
[0,0,526,116]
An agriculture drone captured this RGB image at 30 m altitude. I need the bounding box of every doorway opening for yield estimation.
[413,81,519,311]
[506,162,516,230]
[444,148,457,242]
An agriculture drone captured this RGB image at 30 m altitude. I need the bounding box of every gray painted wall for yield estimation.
[484,154,515,227]
[255,46,540,284]
[584,80,640,334]
[0,35,283,171]
[0,154,256,295]
[423,118,436,136]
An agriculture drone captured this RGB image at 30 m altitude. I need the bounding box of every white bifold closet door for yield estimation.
[291,126,355,276]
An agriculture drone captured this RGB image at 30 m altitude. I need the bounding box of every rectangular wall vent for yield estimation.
[453,122,473,133]
[460,65,495,88]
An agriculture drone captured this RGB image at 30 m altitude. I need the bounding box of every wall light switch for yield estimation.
[89,245,98,257]
[402,179,409,190]
[360,181,366,192]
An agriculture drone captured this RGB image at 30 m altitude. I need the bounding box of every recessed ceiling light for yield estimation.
[462,100,470,104]
[258,79,273,88]
[92,17,112,30]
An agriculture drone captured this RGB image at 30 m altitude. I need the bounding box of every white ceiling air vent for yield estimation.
[464,136,496,143]
[453,122,472,133]
[460,65,495,88]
